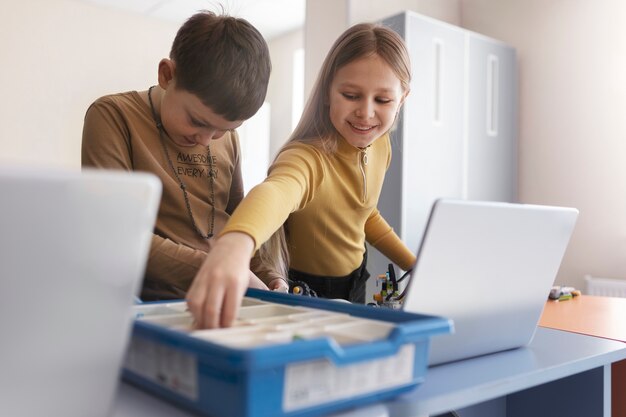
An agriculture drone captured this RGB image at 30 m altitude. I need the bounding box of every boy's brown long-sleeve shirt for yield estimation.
[82,91,244,297]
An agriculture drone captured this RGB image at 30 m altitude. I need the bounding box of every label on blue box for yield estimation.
[125,336,198,400]
[283,343,415,411]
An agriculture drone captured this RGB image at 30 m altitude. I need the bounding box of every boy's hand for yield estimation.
[186,232,255,328]
[248,271,270,290]
[268,278,289,293]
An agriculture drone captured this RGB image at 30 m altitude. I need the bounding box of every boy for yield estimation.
[82,11,286,300]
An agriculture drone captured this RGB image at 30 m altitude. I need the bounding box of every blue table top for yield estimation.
[385,327,626,416]
[112,327,626,417]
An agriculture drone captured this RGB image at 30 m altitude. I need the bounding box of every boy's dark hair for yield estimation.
[170,11,271,121]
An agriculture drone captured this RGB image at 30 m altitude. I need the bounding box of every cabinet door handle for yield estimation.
[487,54,499,136]
[433,38,444,125]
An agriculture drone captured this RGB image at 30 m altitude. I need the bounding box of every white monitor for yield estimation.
[0,168,161,417]
[402,199,578,365]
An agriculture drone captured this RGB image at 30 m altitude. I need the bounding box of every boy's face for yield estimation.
[328,53,406,149]
[160,85,244,147]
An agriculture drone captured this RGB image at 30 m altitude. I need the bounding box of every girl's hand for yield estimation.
[186,232,255,328]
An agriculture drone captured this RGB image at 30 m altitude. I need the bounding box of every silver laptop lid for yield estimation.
[0,168,161,417]
[402,199,578,365]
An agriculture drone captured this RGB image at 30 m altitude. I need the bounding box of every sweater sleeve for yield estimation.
[364,208,416,271]
[146,235,207,289]
[82,99,134,170]
[225,131,244,215]
[82,98,207,291]
[220,145,323,250]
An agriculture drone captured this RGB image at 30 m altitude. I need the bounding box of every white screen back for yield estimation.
[0,168,161,417]
[402,199,578,365]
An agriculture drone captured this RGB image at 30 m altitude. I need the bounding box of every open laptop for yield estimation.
[0,168,161,417]
[402,199,578,366]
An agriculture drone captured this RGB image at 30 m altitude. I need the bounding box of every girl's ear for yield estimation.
[399,88,410,108]
[157,59,176,89]
[392,90,410,128]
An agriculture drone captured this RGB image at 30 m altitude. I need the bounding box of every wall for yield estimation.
[460,0,626,289]
[0,0,179,168]
[304,0,460,95]
[266,29,304,158]
[348,0,461,26]
[303,0,350,99]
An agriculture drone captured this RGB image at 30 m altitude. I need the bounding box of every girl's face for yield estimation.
[328,53,406,149]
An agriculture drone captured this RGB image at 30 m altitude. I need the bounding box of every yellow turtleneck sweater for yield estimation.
[221,133,416,277]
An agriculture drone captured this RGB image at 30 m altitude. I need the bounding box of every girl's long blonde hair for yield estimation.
[255,22,411,282]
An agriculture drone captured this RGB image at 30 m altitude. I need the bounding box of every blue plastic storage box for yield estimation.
[123,288,451,417]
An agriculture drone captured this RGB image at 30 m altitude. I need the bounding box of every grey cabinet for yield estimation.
[466,32,518,202]
[367,11,518,298]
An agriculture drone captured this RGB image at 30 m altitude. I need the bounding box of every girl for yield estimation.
[187,22,416,328]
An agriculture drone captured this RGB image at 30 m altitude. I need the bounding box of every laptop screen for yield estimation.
[401,199,578,365]
[0,168,161,416]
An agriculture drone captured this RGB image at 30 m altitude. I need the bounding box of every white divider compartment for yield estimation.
[140,313,194,331]
[236,304,314,320]
[241,297,267,307]
[133,298,396,348]
[134,302,188,318]
[324,319,394,341]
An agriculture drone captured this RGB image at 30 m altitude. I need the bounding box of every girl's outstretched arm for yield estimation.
[186,232,255,328]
